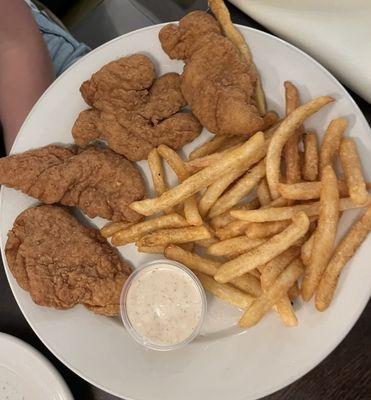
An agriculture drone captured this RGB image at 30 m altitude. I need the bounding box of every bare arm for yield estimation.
[0,0,53,153]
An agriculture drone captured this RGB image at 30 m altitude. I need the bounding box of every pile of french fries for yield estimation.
[101,1,371,330]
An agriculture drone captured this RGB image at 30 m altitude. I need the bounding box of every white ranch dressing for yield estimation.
[125,263,204,347]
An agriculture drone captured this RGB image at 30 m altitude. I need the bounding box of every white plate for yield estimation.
[1,24,371,400]
[0,333,73,400]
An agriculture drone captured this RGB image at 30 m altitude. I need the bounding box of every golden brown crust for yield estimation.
[5,205,131,316]
[0,145,146,222]
[73,55,202,161]
[159,11,264,137]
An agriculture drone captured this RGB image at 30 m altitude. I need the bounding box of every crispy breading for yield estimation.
[73,55,202,161]
[159,11,264,137]
[0,145,145,222]
[5,205,131,316]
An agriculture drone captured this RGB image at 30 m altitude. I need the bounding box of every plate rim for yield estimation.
[1,22,370,400]
[0,332,74,400]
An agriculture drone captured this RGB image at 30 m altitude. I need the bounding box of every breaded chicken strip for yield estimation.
[0,145,145,222]
[73,54,202,161]
[159,11,264,137]
[6,205,131,316]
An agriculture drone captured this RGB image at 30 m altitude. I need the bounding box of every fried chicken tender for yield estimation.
[72,54,202,161]
[0,145,145,222]
[159,11,264,137]
[6,205,131,316]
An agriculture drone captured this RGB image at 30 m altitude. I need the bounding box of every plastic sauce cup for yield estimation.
[120,260,207,351]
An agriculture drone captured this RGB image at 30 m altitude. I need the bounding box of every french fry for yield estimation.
[187,135,266,173]
[239,259,304,328]
[266,96,334,199]
[301,231,315,266]
[245,220,291,239]
[111,213,188,246]
[189,136,228,160]
[198,159,254,217]
[278,181,345,200]
[339,138,368,206]
[165,244,261,297]
[277,180,371,201]
[315,205,371,311]
[256,178,271,206]
[147,148,173,214]
[100,221,134,239]
[302,165,339,301]
[215,220,251,240]
[138,241,193,255]
[283,81,302,184]
[158,145,202,226]
[196,272,255,309]
[208,0,266,114]
[186,144,241,172]
[207,236,265,257]
[230,194,371,222]
[275,296,298,327]
[136,226,211,247]
[214,212,309,283]
[216,197,288,239]
[319,118,348,174]
[137,245,166,254]
[195,237,219,248]
[208,159,266,217]
[260,246,301,290]
[302,132,319,181]
[210,198,260,229]
[130,132,265,216]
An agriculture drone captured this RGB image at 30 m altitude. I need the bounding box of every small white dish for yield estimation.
[0,333,73,400]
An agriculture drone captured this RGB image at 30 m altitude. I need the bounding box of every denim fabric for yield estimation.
[26,1,90,76]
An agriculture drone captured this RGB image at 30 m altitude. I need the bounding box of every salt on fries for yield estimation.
[283,81,302,184]
[256,178,271,206]
[130,132,265,216]
[110,213,188,245]
[260,246,301,327]
[208,159,266,217]
[196,272,254,310]
[100,221,134,238]
[301,231,315,267]
[147,148,173,214]
[189,135,228,160]
[165,244,261,297]
[316,205,371,310]
[245,220,291,239]
[214,212,309,283]
[230,195,371,222]
[266,96,334,199]
[136,226,211,247]
[301,165,339,301]
[198,160,254,217]
[302,132,319,181]
[319,118,348,173]
[207,236,265,257]
[239,259,304,328]
[157,145,203,226]
[339,138,368,206]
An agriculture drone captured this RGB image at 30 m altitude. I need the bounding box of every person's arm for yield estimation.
[0,0,53,154]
